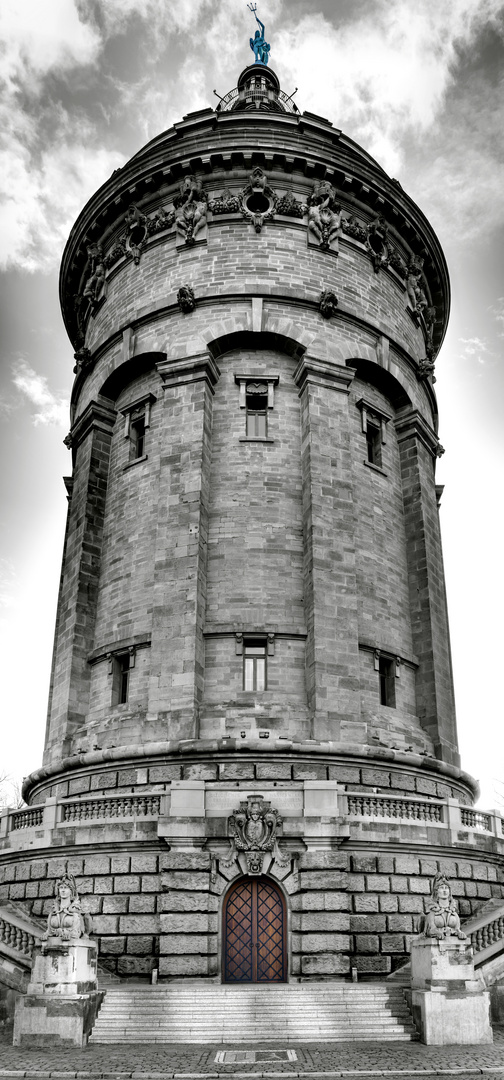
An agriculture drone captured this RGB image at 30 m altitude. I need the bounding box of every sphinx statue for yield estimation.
[44,874,91,942]
[420,872,467,941]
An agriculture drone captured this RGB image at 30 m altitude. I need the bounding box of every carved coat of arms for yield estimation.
[224,794,290,875]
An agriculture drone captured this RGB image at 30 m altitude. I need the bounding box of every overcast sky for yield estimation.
[0,0,503,808]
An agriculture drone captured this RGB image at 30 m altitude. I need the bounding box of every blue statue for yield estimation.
[248,4,270,65]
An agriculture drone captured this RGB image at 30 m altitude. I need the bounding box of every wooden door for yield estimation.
[223,877,286,983]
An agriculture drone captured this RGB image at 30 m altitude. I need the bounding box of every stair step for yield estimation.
[91,983,416,1044]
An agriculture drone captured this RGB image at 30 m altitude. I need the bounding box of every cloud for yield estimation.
[0,0,101,88]
[12,361,69,426]
[490,298,504,336]
[459,336,492,364]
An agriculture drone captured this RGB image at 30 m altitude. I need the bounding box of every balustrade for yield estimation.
[62,793,161,823]
[346,793,443,823]
[11,807,43,830]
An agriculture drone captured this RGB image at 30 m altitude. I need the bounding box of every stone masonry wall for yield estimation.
[1,847,502,980]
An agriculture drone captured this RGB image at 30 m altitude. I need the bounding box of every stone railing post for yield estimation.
[0,808,11,839]
[444,797,463,833]
[42,797,60,831]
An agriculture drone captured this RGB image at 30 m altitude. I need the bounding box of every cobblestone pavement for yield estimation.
[0,1027,503,1079]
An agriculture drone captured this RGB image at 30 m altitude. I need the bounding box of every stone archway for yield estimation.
[223,876,287,983]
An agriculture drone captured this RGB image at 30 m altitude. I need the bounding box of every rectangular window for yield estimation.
[366,424,382,468]
[111,653,130,705]
[246,386,268,438]
[379,656,396,708]
[130,416,146,460]
[243,639,266,691]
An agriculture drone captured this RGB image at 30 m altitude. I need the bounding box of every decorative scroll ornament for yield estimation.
[240,167,277,233]
[306,181,341,252]
[177,284,196,313]
[44,874,92,943]
[125,203,148,265]
[365,215,390,273]
[419,872,467,941]
[224,793,289,875]
[174,174,208,246]
[319,289,339,319]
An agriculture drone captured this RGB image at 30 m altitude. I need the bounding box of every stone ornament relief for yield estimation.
[224,793,290,875]
[319,289,339,319]
[173,174,208,245]
[177,284,196,313]
[418,872,468,941]
[71,172,438,363]
[306,180,342,252]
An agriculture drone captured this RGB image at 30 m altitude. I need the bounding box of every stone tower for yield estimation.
[1,44,502,985]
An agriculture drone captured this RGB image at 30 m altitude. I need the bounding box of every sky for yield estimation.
[0,0,503,810]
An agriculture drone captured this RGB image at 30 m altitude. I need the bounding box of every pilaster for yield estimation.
[148,354,219,737]
[294,356,359,740]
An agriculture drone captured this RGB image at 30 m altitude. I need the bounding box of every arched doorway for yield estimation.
[223,876,287,983]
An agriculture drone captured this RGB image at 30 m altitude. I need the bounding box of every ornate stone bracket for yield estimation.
[365,215,391,272]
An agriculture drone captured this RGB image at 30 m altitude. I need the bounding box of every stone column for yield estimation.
[44,400,116,766]
[294,356,359,741]
[149,354,219,739]
[396,410,458,766]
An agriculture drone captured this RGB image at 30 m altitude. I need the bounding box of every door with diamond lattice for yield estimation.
[223,877,286,983]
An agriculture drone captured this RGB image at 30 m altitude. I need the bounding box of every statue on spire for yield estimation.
[248,4,271,65]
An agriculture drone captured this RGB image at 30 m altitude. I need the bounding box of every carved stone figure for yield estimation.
[417,358,436,381]
[174,175,208,246]
[44,874,91,942]
[406,257,428,322]
[248,5,270,65]
[424,305,437,357]
[224,794,288,874]
[342,215,367,244]
[420,872,467,940]
[365,215,390,273]
[307,181,341,251]
[82,243,106,305]
[125,203,148,265]
[319,289,339,319]
[73,347,92,375]
[177,284,196,313]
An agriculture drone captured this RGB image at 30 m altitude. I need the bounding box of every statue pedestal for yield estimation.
[13,938,104,1047]
[410,937,492,1045]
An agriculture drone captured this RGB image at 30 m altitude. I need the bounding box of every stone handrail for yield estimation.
[0,905,44,969]
[11,806,44,830]
[346,792,443,823]
[461,902,504,966]
[61,792,161,823]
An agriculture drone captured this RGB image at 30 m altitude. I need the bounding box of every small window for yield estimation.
[379,656,396,708]
[130,415,145,460]
[246,384,268,438]
[366,423,382,468]
[243,639,267,691]
[111,653,131,705]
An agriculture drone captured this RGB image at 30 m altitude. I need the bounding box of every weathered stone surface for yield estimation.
[299,852,348,870]
[118,956,152,975]
[102,896,128,914]
[301,913,349,932]
[130,854,158,873]
[351,855,377,872]
[219,763,255,780]
[126,935,155,954]
[98,936,126,955]
[350,915,386,932]
[160,913,209,933]
[394,855,420,874]
[301,954,350,975]
[161,871,210,891]
[354,935,379,953]
[300,872,346,890]
[157,891,217,913]
[256,763,292,780]
[159,956,208,976]
[354,894,379,912]
[160,853,210,870]
[149,765,181,782]
[293,764,328,780]
[159,935,211,954]
[183,763,218,780]
[301,933,350,952]
[111,856,130,874]
[130,894,156,913]
[118,915,160,934]
[353,955,391,973]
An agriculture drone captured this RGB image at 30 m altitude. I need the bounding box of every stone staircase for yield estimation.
[90,983,417,1043]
